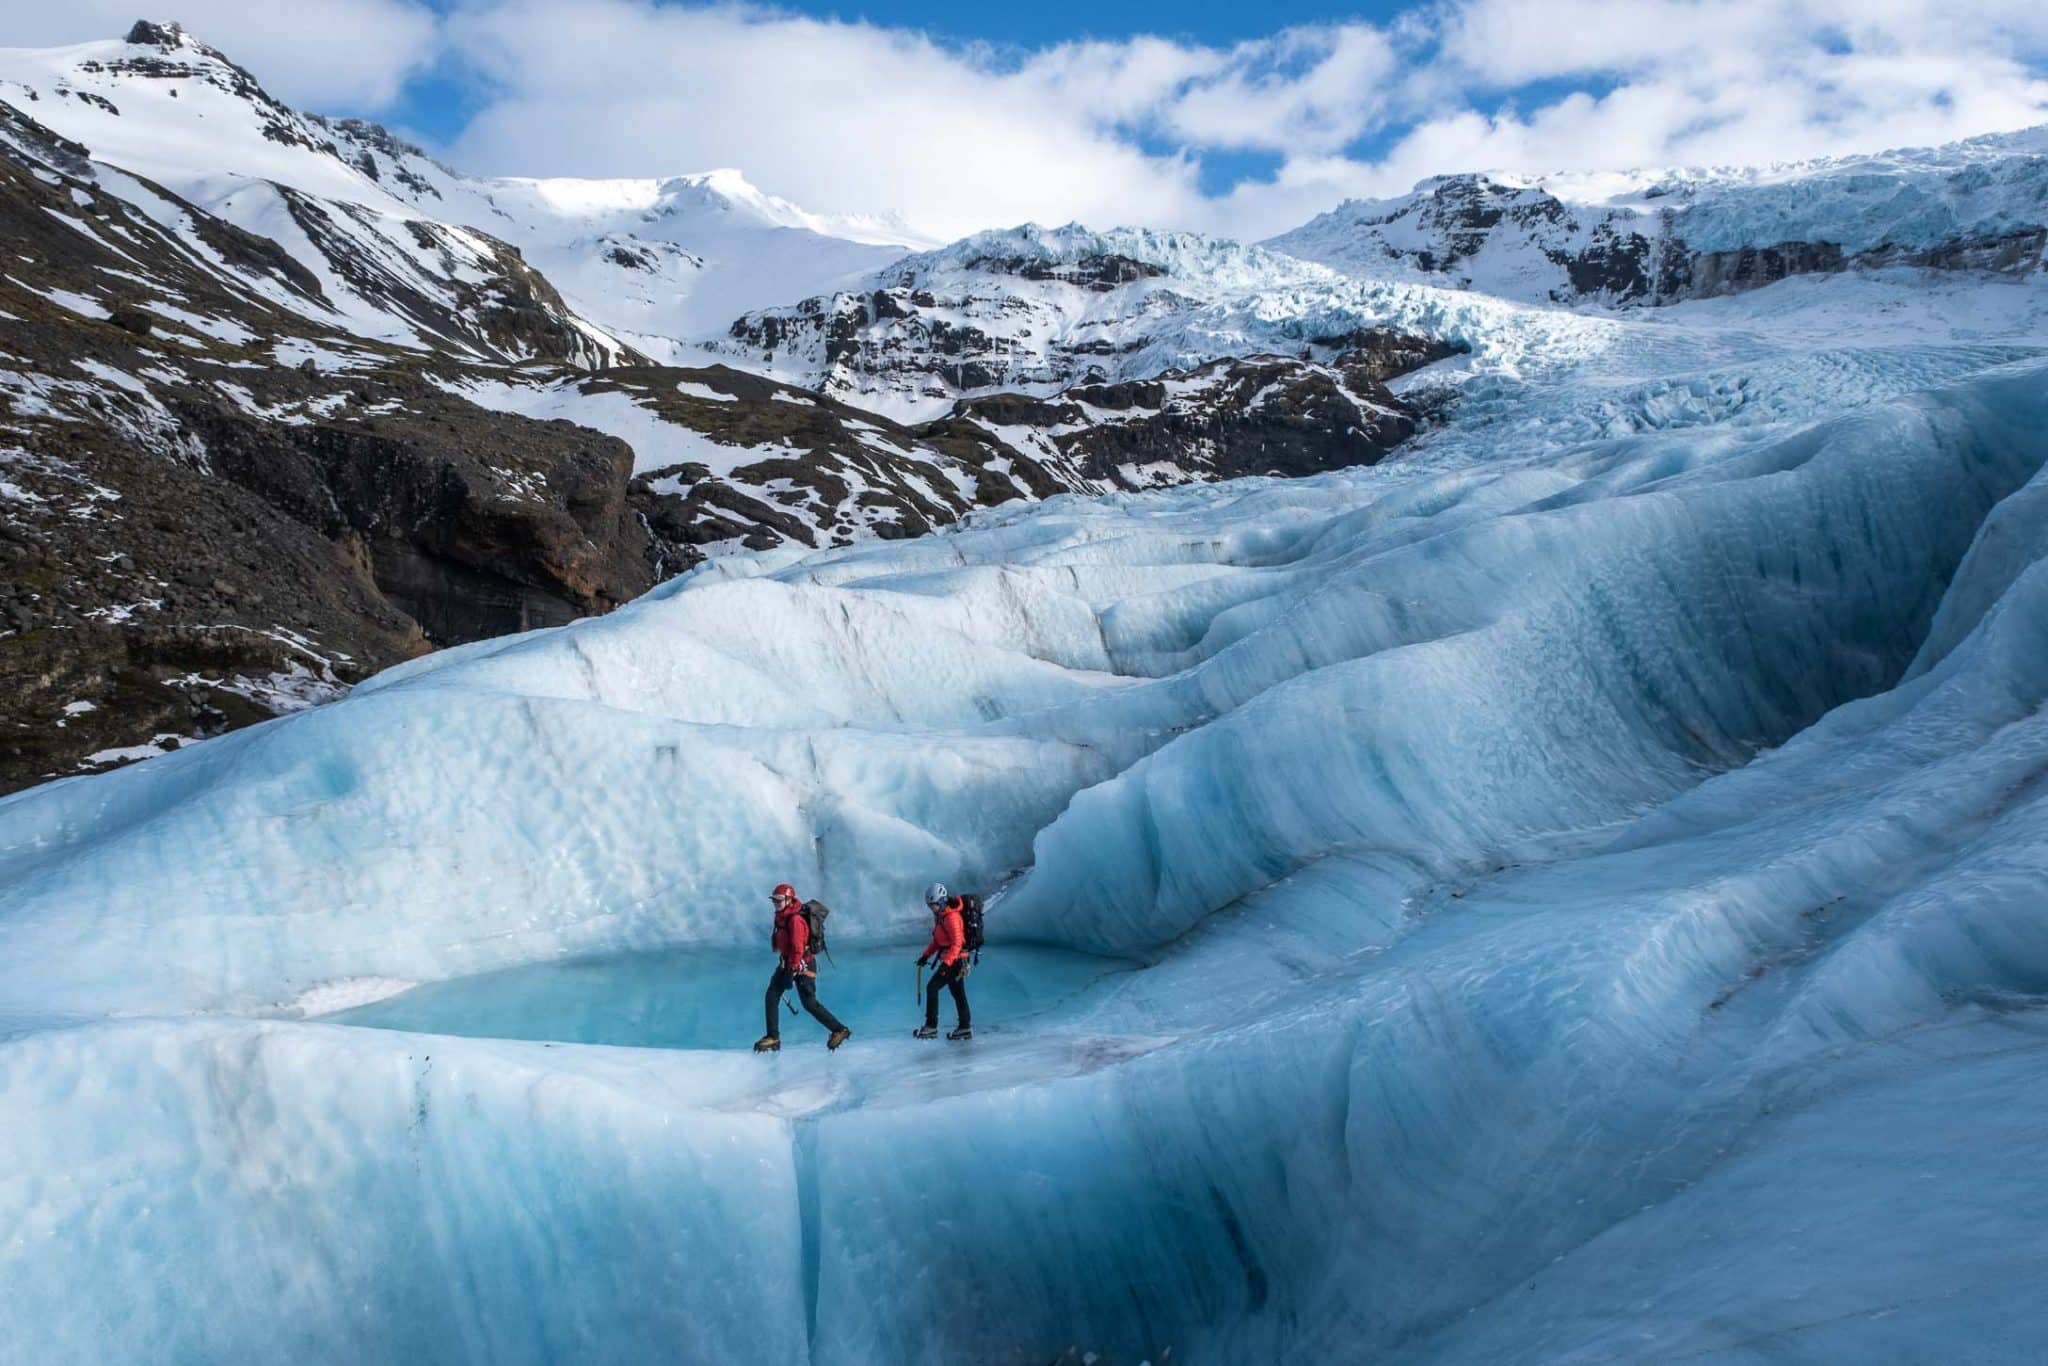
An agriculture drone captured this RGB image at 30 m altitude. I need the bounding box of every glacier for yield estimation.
[6,263,2048,1364]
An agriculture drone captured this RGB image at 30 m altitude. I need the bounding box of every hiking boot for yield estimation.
[827,1027,851,1051]
[753,1035,780,1052]
[912,1025,938,1039]
[947,1026,973,1041]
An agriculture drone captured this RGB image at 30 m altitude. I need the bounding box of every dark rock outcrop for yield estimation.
[959,252,1169,290]
[124,19,186,47]
[941,338,1458,493]
[169,385,670,642]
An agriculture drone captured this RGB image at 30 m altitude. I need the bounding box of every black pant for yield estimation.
[766,966,845,1039]
[924,960,970,1029]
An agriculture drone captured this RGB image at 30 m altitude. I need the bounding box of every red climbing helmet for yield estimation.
[771,882,797,906]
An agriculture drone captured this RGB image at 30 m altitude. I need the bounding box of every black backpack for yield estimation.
[802,900,832,959]
[959,893,985,958]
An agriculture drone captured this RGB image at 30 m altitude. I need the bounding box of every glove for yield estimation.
[916,956,930,968]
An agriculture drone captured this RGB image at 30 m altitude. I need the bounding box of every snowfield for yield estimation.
[5,251,2048,1362]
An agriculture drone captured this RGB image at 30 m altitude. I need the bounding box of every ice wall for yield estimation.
[0,1019,805,1364]
[1005,367,2048,954]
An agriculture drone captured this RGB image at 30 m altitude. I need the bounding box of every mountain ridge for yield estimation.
[1269,125,2048,304]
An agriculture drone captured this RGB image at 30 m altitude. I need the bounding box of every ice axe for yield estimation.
[915,960,926,1007]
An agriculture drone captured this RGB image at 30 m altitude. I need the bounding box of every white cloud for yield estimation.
[6,0,439,109]
[427,0,2048,242]
[1161,25,1398,154]
[441,0,1215,241]
[1385,0,2048,198]
[19,0,2048,243]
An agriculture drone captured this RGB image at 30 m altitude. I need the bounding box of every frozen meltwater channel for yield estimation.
[332,944,1126,1050]
[5,296,2048,1363]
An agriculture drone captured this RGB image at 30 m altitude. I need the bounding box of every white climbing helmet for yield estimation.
[924,882,949,908]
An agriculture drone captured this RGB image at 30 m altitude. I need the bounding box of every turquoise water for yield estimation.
[332,943,1131,1050]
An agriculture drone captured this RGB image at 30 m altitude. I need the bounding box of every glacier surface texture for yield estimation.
[6,270,2048,1363]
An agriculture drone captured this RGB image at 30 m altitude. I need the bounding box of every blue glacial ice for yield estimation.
[4,279,2048,1363]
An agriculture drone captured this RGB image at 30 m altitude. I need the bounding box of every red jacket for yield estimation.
[773,902,813,972]
[923,899,966,967]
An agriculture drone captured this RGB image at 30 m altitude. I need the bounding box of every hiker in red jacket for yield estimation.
[756,882,851,1052]
[914,881,972,1040]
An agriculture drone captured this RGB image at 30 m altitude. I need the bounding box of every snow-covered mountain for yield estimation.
[713,221,1597,419]
[1270,128,2048,305]
[0,22,921,351]
[0,24,642,368]
[316,144,924,358]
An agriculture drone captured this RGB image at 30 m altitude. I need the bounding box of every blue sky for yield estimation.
[695,4,1616,199]
[807,0,1425,197]
[386,1,1424,174]
[772,1,1412,46]
[19,0,2048,240]
[394,3,1441,204]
